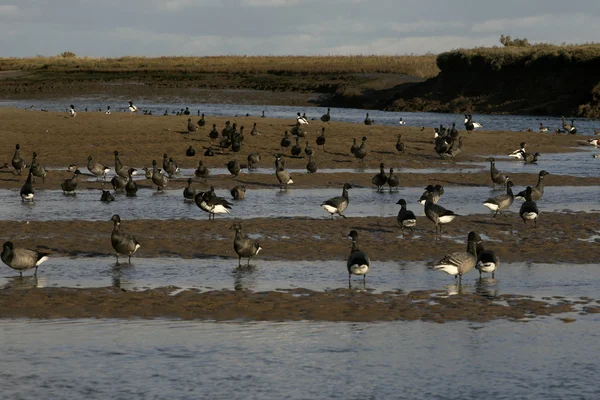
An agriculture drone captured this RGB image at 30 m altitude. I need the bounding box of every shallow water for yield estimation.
[1,317,599,400]
[1,186,598,222]
[2,97,599,133]
[2,256,600,300]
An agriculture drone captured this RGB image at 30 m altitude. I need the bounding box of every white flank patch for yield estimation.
[522,212,537,220]
[403,219,416,227]
[438,215,456,224]
[433,264,459,276]
[287,178,294,184]
[322,205,337,214]
[133,244,141,252]
[213,205,231,214]
[464,118,468,124]
[350,264,369,275]
[418,199,426,205]
[103,168,110,173]
[473,122,482,128]
[483,202,498,211]
[256,246,263,255]
[478,263,496,273]
[36,256,49,266]
[22,193,34,200]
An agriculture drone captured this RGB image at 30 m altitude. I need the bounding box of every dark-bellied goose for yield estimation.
[261,110,266,118]
[20,169,35,203]
[142,167,153,180]
[128,101,138,113]
[30,152,47,183]
[522,151,540,164]
[387,168,399,191]
[372,163,388,192]
[248,152,261,170]
[222,121,232,138]
[61,169,82,194]
[486,157,508,189]
[194,190,232,220]
[186,146,196,157]
[304,141,313,158]
[197,113,206,127]
[347,230,370,286]
[226,160,242,178]
[306,154,318,173]
[434,231,478,283]
[11,144,26,175]
[297,112,309,125]
[321,108,331,122]
[483,181,514,217]
[69,104,77,117]
[321,183,352,219]
[449,123,458,139]
[209,124,219,142]
[204,147,214,157]
[515,170,549,201]
[291,137,302,157]
[275,155,294,190]
[183,178,196,201]
[350,138,359,155]
[291,121,305,137]
[418,184,444,205]
[440,137,463,159]
[396,199,416,234]
[88,156,110,181]
[562,116,576,134]
[539,123,548,133]
[111,174,127,192]
[151,160,168,192]
[231,185,246,200]
[473,232,499,278]
[435,135,450,156]
[101,189,115,202]
[187,118,197,133]
[125,168,138,197]
[110,214,140,265]
[364,113,374,125]
[509,142,527,159]
[183,107,190,115]
[231,222,262,267]
[194,160,209,179]
[316,127,326,150]
[354,136,367,163]
[280,130,291,150]
[162,154,180,177]
[396,134,405,153]
[519,186,539,227]
[424,192,457,235]
[1,241,49,276]
[250,122,260,136]
[114,150,131,179]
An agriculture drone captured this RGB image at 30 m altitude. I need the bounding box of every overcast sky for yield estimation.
[1,0,598,57]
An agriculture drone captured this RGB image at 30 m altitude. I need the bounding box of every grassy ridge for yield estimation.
[0,55,440,79]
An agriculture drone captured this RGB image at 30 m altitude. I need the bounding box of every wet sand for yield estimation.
[1,108,599,321]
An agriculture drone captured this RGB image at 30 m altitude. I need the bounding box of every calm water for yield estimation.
[1,318,599,399]
[1,97,599,133]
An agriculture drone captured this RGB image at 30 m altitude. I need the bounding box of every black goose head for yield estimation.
[230,222,242,231]
[348,230,359,241]
[506,180,514,188]
[539,170,550,177]
[342,183,353,190]
[127,168,136,176]
[114,150,119,156]
[15,144,20,151]
[152,160,157,167]
[187,178,193,184]
[434,184,444,194]
[520,142,527,148]
[163,153,168,159]
[33,152,38,158]
[379,163,385,170]
[110,214,121,224]
[389,167,394,173]
[361,136,367,142]
[396,198,407,207]
[3,241,14,251]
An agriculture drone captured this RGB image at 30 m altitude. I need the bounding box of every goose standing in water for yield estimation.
[398,118,406,125]
[197,113,206,128]
[194,189,233,220]
[1,241,49,276]
[509,142,527,159]
[424,192,457,235]
[354,136,367,163]
[483,181,514,217]
[69,104,77,117]
[316,127,326,150]
[486,157,509,189]
[372,163,388,192]
[522,151,540,164]
[162,154,180,177]
[515,170,549,201]
[20,169,35,203]
[101,190,115,202]
[364,113,374,125]
[306,154,318,173]
[61,169,82,194]
[247,152,261,170]
[230,222,262,267]
[433,231,478,283]
[396,199,416,234]
[128,101,138,113]
[473,232,499,278]
[347,230,370,286]
[231,185,246,200]
[194,160,209,180]
[11,144,26,175]
[125,168,138,197]
[183,178,197,201]
[226,160,242,178]
[519,186,539,227]
[110,214,140,265]
[395,134,405,153]
[114,150,132,179]
[387,168,399,191]
[321,183,352,219]
[275,155,293,190]
[151,160,168,192]
[418,184,444,205]
[280,130,292,150]
[87,156,110,181]
[111,174,127,193]
[30,152,47,183]
[320,108,331,122]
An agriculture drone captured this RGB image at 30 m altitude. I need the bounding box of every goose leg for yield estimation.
[115,253,120,266]
[348,274,351,288]
[128,255,132,264]
[363,275,366,285]
[339,214,347,219]
[238,256,242,267]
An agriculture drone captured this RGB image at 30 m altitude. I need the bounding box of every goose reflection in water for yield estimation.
[2,275,44,290]
[232,265,257,291]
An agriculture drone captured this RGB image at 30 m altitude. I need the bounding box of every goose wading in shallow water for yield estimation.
[354,136,367,163]
[61,169,82,194]
[371,163,388,192]
[20,169,35,203]
[110,214,140,265]
[275,155,293,190]
[473,232,499,279]
[125,168,138,197]
[1,241,49,277]
[101,189,115,203]
[347,230,370,286]
[321,183,352,219]
[519,186,539,227]
[433,231,478,283]
[183,178,197,201]
[30,152,47,183]
[515,170,549,201]
[88,156,110,181]
[486,157,509,189]
[424,191,457,235]
[195,189,233,220]
[151,160,168,192]
[231,185,246,200]
[387,168,399,191]
[521,151,540,164]
[231,222,262,267]
[483,180,514,217]
[418,184,444,205]
[396,199,416,234]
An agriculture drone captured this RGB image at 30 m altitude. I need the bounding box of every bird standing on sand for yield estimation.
[354,136,367,163]
[69,105,76,117]
[187,118,197,133]
[198,113,206,127]
[110,214,140,265]
[128,101,138,113]
[11,144,26,175]
[1,241,49,277]
[364,113,374,125]
[347,230,370,286]
[433,231,478,283]
[316,127,326,149]
[321,108,331,122]
[231,222,262,267]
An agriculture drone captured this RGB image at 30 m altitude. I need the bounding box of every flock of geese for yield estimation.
[0,106,593,287]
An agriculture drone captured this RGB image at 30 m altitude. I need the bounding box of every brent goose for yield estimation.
[395,134,405,153]
[226,160,242,178]
[187,118,197,133]
[110,214,140,264]
[197,113,206,127]
[509,142,527,159]
[194,160,210,179]
[434,231,478,283]
[320,108,331,122]
[30,152,47,183]
[519,186,539,227]
[87,156,110,181]
[101,189,115,203]
[306,154,318,173]
[418,184,444,205]
[387,168,399,191]
[372,163,388,192]
[304,141,313,157]
[280,131,292,150]
[1,241,49,276]
[250,122,260,136]
[473,232,499,278]
[209,124,219,142]
[221,121,232,138]
[204,147,215,157]
[162,154,180,177]
[231,222,262,267]
[486,157,509,189]
[151,160,168,192]
[11,144,26,175]
[424,192,457,235]
[261,111,266,118]
[248,152,261,170]
[114,150,132,179]
[350,138,359,155]
[61,169,82,194]
[111,173,127,192]
[316,127,326,149]
[440,137,463,159]
[291,138,302,157]
[186,146,196,157]
[183,178,197,201]
[291,121,305,137]
[354,137,367,163]
[231,185,246,200]
[347,230,370,285]
[364,113,374,125]
[515,170,549,201]
[396,199,416,234]
[483,181,514,217]
[522,151,540,164]
[128,101,138,113]
[125,168,138,197]
[275,155,294,189]
[20,169,35,203]
[321,183,352,219]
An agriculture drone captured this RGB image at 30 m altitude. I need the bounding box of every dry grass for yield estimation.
[0,55,440,79]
